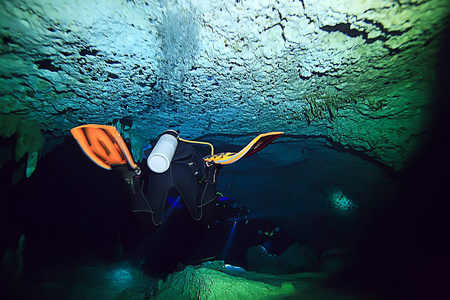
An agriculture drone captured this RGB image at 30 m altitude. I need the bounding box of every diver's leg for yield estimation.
[171,163,201,220]
[110,164,159,232]
[173,162,221,222]
[110,163,172,228]
[110,164,142,194]
[196,163,222,222]
[142,170,172,226]
[130,195,158,233]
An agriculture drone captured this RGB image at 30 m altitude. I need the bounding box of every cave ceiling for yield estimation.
[0,0,448,173]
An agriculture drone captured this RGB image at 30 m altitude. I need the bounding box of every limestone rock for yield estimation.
[0,115,44,177]
[0,0,448,170]
[153,265,295,300]
[247,243,319,275]
[246,245,281,275]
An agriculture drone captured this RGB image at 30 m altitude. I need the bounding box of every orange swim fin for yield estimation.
[203,132,284,165]
[70,124,138,170]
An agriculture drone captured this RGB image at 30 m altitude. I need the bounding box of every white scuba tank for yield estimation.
[147,130,179,173]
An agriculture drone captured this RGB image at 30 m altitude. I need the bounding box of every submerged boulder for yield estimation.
[246,245,281,275]
[153,264,295,300]
[246,243,319,275]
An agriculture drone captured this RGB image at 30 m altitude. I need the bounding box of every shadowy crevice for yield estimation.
[35,59,62,72]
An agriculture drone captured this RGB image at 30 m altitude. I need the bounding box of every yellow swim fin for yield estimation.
[203,132,284,165]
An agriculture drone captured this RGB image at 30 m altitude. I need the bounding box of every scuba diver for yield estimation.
[70,124,283,232]
[208,196,250,226]
[116,131,222,232]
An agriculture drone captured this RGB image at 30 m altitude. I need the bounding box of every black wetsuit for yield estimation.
[129,142,220,232]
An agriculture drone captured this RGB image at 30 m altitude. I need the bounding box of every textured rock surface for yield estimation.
[153,264,295,300]
[0,0,448,169]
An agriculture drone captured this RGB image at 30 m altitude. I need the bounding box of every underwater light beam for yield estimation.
[222,221,237,261]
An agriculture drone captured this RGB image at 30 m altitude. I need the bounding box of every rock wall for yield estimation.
[1,0,448,170]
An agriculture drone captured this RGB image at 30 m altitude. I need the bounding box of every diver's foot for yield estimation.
[204,162,222,184]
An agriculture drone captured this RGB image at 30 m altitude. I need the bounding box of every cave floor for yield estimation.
[7,255,384,300]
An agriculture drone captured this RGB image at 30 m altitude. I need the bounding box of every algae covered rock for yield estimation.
[153,265,295,300]
[0,115,44,177]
